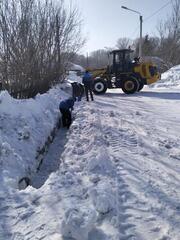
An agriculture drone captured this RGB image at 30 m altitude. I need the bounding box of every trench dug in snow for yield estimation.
[31,127,68,189]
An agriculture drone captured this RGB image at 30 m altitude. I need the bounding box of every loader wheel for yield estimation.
[93,79,107,94]
[137,81,144,91]
[122,77,139,94]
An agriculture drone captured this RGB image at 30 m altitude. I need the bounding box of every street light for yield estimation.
[121,6,143,58]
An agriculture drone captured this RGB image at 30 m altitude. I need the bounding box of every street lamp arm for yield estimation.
[121,6,141,15]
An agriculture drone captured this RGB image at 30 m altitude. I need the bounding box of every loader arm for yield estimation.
[88,68,108,79]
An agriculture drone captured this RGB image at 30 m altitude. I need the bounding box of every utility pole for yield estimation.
[121,6,143,58]
[139,15,143,58]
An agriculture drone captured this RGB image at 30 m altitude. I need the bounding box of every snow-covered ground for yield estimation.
[0,68,180,240]
[151,64,180,88]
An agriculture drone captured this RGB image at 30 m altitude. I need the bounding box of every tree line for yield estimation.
[0,0,84,98]
[73,0,180,72]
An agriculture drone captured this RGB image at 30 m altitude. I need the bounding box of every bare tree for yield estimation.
[88,49,109,68]
[116,37,132,49]
[72,53,87,68]
[133,35,160,57]
[157,0,180,66]
[0,0,84,98]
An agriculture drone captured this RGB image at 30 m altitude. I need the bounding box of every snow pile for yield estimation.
[90,181,116,214]
[61,208,97,240]
[67,70,83,83]
[0,86,69,188]
[87,147,114,175]
[151,64,180,88]
[34,106,119,240]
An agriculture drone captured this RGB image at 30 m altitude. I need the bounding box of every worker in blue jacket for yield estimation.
[59,97,74,128]
[82,70,94,101]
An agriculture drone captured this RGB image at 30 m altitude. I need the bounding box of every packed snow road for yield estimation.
[0,88,180,240]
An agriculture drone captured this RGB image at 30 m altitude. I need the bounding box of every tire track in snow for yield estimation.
[102,115,141,237]
[101,110,149,238]
[114,158,137,239]
[99,106,175,240]
[104,127,139,154]
[93,108,136,239]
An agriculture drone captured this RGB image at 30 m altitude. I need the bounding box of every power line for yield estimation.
[129,1,172,39]
[144,1,172,22]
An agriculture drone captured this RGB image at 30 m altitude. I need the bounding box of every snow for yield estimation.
[67,70,83,83]
[61,208,97,240]
[151,64,180,88]
[0,86,69,189]
[0,67,180,240]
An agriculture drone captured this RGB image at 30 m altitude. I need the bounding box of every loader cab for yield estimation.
[110,49,134,74]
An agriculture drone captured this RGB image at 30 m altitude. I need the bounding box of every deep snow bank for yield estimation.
[0,86,69,188]
[0,103,120,240]
[151,64,180,88]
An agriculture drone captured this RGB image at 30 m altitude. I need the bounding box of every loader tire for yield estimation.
[122,77,139,94]
[93,79,107,94]
[137,81,144,91]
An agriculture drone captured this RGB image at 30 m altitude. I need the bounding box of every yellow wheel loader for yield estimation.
[90,49,160,94]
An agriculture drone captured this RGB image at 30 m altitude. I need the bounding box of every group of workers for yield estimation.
[59,70,94,128]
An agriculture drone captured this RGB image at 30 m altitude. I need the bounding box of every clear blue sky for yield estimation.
[68,0,172,54]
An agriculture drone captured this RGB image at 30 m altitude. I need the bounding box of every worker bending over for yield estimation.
[59,97,74,128]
